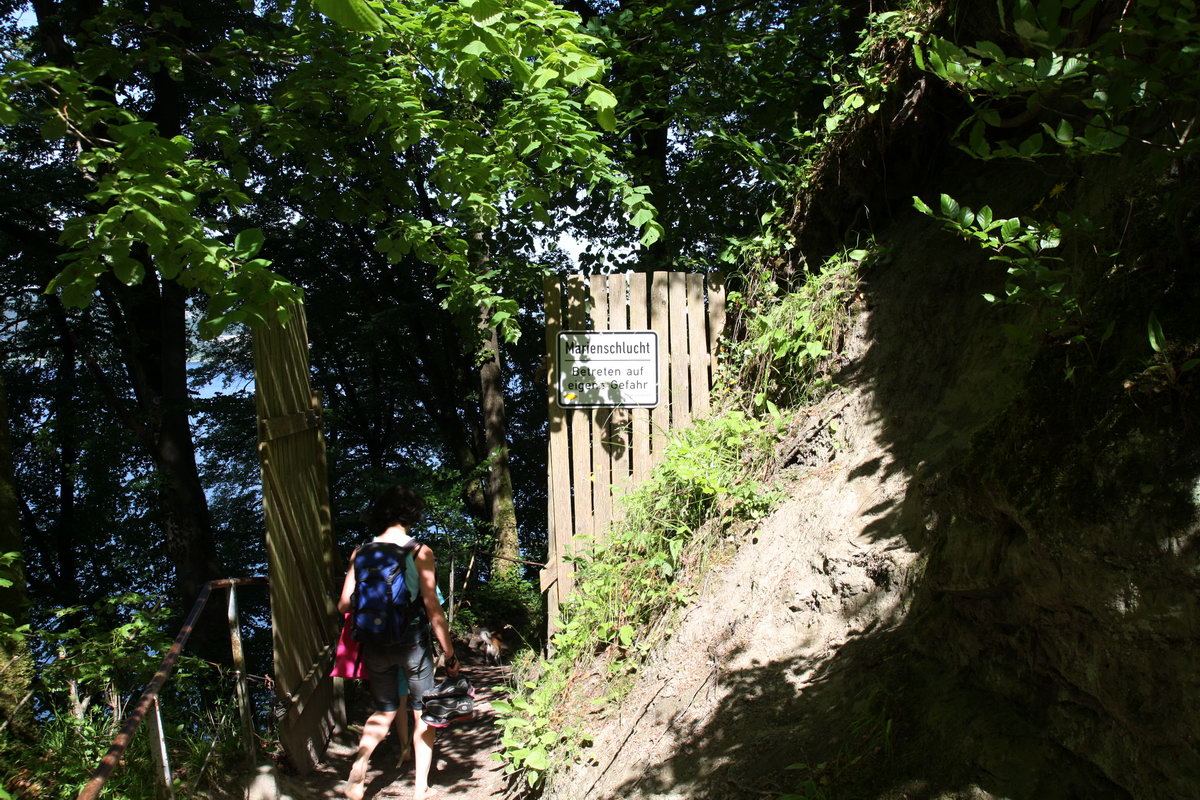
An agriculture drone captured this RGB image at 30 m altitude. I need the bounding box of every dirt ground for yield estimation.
[263,651,515,800]
[540,383,925,800]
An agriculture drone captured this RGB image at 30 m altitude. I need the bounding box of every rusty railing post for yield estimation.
[146,696,175,800]
[227,580,256,766]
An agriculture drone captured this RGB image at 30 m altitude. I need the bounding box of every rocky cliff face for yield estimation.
[544,146,1199,798]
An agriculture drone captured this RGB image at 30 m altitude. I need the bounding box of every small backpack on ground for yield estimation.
[351,540,421,645]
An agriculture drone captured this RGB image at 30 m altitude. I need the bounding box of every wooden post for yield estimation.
[565,276,591,592]
[227,583,256,767]
[607,273,631,522]
[668,272,689,429]
[687,274,709,417]
[588,274,612,546]
[629,273,651,484]
[147,697,175,800]
[708,273,727,386]
[254,303,343,773]
[543,276,572,616]
[649,272,670,465]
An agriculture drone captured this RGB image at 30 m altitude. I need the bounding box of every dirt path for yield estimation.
[271,652,513,800]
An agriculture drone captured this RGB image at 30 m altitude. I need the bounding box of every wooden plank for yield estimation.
[259,409,320,442]
[565,276,590,594]
[544,275,570,622]
[668,272,690,429]
[687,274,710,417]
[588,275,612,546]
[253,302,341,775]
[147,698,175,800]
[628,273,651,484]
[607,273,631,522]
[708,272,727,383]
[263,455,332,669]
[227,584,256,765]
[649,272,670,466]
[279,673,338,775]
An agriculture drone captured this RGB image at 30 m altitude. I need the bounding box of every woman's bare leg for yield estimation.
[392,696,411,764]
[411,709,437,799]
[345,708,397,800]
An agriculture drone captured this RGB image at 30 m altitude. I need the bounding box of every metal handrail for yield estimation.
[76,576,269,800]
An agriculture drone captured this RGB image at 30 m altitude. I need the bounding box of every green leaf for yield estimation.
[464,0,504,26]
[596,107,617,132]
[314,0,384,32]
[939,193,961,219]
[111,256,145,286]
[629,207,653,228]
[912,195,934,215]
[530,67,559,88]
[618,624,634,646]
[1000,218,1022,241]
[1147,312,1166,353]
[639,222,662,248]
[462,39,490,57]
[1053,118,1075,145]
[584,87,618,111]
[1018,132,1045,157]
[234,228,265,257]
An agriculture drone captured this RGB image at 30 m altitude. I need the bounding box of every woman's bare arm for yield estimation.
[414,544,459,675]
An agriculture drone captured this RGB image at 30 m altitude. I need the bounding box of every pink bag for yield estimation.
[331,613,366,679]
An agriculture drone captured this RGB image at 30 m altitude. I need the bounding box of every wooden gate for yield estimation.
[541,272,726,626]
[253,303,343,773]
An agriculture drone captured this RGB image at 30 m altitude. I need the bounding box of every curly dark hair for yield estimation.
[367,484,426,532]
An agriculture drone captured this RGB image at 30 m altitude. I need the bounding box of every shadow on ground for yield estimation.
[304,652,513,799]
[589,150,1200,799]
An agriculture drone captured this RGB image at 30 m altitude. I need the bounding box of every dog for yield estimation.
[471,626,510,665]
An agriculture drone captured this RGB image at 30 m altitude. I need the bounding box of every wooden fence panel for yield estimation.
[607,273,631,524]
[628,274,651,485]
[564,276,590,597]
[687,274,710,417]
[542,272,726,629]
[668,273,689,429]
[649,273,670,465]
[253,303,342,774]
[542,276,570,626]
[588,275,612,545]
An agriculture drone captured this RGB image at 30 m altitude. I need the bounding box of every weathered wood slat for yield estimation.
[668,272,690,430]
[588,275,612,546]
[259,409,320,442]
[708,273,727,382]
[628,273,651,484]
[649,272,670,465]
[687,273,709,417]
[543,276,569,612]
[565,276,590,597]
[253,302,341,775]
[607,273,630,524]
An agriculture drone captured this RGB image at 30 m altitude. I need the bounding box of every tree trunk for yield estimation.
[471,233,521,577]
[479,320,520,578]
[109,274,222,608]
[0,375,34,739]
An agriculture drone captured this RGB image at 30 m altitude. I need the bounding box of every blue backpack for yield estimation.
[351,541,421,645]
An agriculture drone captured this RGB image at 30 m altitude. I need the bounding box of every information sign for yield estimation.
[556,330,659,408]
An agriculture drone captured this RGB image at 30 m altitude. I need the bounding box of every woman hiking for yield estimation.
[338,484,461,800]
